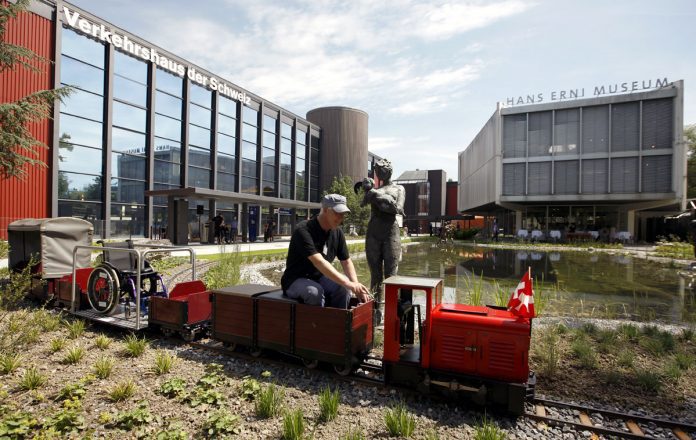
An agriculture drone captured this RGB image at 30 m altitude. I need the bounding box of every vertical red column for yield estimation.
[0,6,55,238]
[382,284,400,363]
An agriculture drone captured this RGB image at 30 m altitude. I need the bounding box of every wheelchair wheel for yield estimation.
[87,265,120,314]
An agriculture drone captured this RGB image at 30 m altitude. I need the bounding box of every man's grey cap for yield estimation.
[322,193,350,213]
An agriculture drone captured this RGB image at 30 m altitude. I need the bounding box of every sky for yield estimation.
[68,0,696,181]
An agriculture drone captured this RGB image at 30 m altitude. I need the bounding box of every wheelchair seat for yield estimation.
[97,240,155,276]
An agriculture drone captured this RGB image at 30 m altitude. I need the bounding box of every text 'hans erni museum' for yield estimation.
[458,80,686,242]
[0,1,370,242]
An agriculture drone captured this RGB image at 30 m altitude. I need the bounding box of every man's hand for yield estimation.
[345,280,370,303]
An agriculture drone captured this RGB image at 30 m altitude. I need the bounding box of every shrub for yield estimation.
[41,397,85,434]
[113,401,152,430]
[202,410,241,438]
[56,381,87,401]
[318,386,340,422]
[0,352,22,374]
[384,402,416,437]
[255,383,284,419]
[123,333,148,357]
[618,323,639,341]
[159,377,188,399]
[203,248,242,289]
[673,352,695,370]
[153,350,176,375]
[240,376,261,400]
[19,366,47,390]
[108,380,136,402]
[93,356,114,379]
[282,409,306,440]
[155,423,189,440]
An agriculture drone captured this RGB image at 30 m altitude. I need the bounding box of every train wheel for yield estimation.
[302,358,319,369]
[333,364,353,377]
[161,328,175,338]
[86,265,120,314]
[250,348,263,358]
[222,342,237,351]
[180,330,196,342]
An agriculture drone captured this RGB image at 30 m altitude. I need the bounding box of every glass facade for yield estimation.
[57,22,321,237]
[501,98,674,197]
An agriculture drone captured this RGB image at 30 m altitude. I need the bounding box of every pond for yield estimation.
[350,243,696,325]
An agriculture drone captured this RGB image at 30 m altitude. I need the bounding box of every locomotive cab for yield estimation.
[382,275,534,415]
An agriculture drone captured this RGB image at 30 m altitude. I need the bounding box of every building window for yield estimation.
[502,163,525,195]
[581,159,608,194]
[502,114,526,158]
[295,127,307,201]
[216,96,237,192]
[552,108,579,155]
[554,160,578,194]
[642,155,672,193]
[582,105,609,154]
[610,157,638,193]
[528,111,552,157]
[527,162,551,195]
[642,98,672,150]
[611,102,639,152]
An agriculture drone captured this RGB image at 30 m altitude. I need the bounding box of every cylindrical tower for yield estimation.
[306,106,368,191]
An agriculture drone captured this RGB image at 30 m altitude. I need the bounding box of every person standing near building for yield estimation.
[212,212,224,244]
[281,194,370,308]
[230,216,238,243]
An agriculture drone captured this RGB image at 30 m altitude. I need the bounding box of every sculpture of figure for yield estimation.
[360,158,405,294]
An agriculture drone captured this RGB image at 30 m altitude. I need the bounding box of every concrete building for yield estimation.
[458,80,686,241]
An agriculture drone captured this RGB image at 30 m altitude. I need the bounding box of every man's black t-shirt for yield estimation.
[281,216,349,291]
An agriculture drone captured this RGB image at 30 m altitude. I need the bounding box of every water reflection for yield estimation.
[351,243,696,324]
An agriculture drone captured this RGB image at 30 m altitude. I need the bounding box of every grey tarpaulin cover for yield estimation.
[8,218,93,278]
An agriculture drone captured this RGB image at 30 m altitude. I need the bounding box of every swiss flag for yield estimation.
[507,269,536,319]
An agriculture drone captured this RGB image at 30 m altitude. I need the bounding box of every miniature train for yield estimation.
[7,217,535,414]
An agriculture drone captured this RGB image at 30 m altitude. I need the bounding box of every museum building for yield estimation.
[0,1,371,242]
[458,80,686,242]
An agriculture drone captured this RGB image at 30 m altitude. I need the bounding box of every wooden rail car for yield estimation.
[211,285,374,375]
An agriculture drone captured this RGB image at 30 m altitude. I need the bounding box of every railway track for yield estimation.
[527,397,695,440]
[186,339,695,439]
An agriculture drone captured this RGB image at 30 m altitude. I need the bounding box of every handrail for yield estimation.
[71,244,196,330]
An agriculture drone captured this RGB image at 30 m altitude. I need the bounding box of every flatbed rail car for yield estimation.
[211,285,375,375]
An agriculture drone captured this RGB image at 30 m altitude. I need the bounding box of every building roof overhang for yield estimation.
[145,187,321,210]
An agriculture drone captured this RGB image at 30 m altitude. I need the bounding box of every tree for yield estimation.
[324,175,370,235]
[0,0,71,180]
[686,124,696,198]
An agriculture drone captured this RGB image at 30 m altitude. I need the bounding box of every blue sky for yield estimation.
[68,0,696,180]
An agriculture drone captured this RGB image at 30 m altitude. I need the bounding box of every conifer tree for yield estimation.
[0,0,71,180]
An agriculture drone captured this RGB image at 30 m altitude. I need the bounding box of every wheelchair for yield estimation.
[86,240,167,316]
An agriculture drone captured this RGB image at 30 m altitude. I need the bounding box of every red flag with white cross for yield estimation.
[507,268,536,319]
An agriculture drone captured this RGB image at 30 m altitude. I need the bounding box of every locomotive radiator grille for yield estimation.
[487,340,516,371]
[440,335,473,363]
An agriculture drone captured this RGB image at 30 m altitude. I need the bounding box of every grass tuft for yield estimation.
[318,386,340,422]
[94,356,115,379]
[50,337,67,353]
[255,383,284,419]
[473,414,506,440]
[109,379,136,402]
[62,345,85,365]
[19,366,47,390]
[0,353,23,374]
[94,334,112,350]
[65,319,86,339]
[635,369,662,392]
[282,409,306,440]
[384,401,416,437]
[153,350,176,375]
[123,333,148,357]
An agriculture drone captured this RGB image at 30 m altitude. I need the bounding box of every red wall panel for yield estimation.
[0,8,54,239]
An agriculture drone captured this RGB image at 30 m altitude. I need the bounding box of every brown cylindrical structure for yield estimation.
[306,106,368,191]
